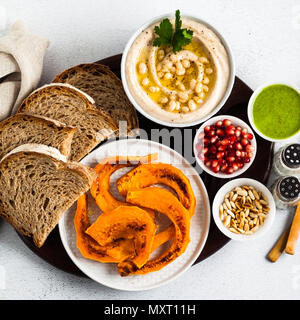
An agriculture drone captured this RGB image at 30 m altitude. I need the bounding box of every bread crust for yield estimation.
[52,63,139,133]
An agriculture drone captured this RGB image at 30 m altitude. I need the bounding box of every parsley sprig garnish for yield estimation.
[153,10,193,53]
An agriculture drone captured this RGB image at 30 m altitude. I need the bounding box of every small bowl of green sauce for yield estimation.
[248,83,300,142]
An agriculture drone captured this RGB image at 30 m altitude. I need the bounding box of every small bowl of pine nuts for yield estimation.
[212,178,276,241]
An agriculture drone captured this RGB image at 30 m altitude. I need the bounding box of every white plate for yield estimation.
[59,138,210,291]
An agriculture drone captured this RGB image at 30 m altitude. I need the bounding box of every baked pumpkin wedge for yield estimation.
[85,205,157,269]
[74,193,129,263]
[90,154,158,213]
[117,187,191,276]
[116,162,196,216]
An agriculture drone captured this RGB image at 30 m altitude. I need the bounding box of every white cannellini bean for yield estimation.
[194,97,203,104]
[206,67,213,74]
[138,62,147,74]
[175,101,181,110]
[199,92,205,98]
[141,78,149,86]
[164,72,172,80]
[181,106,190,113]
[188,99,197,111]
[160,97,168,104]
[168,100,177,111]
[170,54,178,63]
[203,77,210,84]
[203,85,209,92]
[195,82,203,94]
[164,61,173,70]
[190,79,197,90]
[170,94,177,100]
[149,86,156,93]
[182,59,191,68]
[178,92,188,101]
[157,71,164,78]
[176,68,185,76]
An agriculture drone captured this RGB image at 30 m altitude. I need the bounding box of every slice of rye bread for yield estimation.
[0,146,97,247]
[52,63,139,135]
[17,83,118,161]
[0,113,76,160]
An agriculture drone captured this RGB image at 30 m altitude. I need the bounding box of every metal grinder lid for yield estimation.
[282,144,300,168]
[278,176,300,200]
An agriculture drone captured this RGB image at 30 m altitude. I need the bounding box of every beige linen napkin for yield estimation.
[0,20,49,120]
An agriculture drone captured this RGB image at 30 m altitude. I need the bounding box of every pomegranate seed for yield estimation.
[227,156,235,163]
[247,152,253,158]
[237,162,244,169]
[234,142,243,150]
[245,133,253,140]
[212,165,220,173]
[218,158,226,165]
[243,157,251,163]
[203,137,210,145]
[210,136,218,144]
[225,166,234,174]
[209,145,217,154]
[241,138,249,146]
[220,163,228,172]
[225,127,235,136]
[198,132,205,140]
[228,135,236,144]
[245,144,254,153]
[216,129,225,137]
[220,138,229,146]
[216,151,224,159]
[222,119,232,127]
[204,160,211,168]
[236,126,242,131]
[232,163,239,171]
[216,120,223,128]
[217,145,226,151]
[236,150,242,157]
[211,159,219,168]
[204,125,211,133]
[235,129,241,138]
[241,128,248,136]
[208,130,216,137]
[202,147,208,155]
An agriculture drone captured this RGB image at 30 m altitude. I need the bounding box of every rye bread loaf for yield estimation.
[52,63,139,135]
[0,145,97,247]
[17,83,117,161]
[0,113,76,160]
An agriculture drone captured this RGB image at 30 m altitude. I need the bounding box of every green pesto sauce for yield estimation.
[252,84,300,139]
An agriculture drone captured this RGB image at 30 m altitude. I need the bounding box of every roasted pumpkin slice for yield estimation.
[74,193,129,263]
[116,163,196,216]
[90,154,158,213]
[117,187,191,276]
[85,205,157,269]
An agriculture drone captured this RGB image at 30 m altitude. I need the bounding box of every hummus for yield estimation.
[125,17,231,124]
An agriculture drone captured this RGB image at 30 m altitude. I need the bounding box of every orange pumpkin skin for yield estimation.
[85,205,157,269]
[74,194,122,263]
[116,162,196,215]
[117,187,191,276]
[90,155,158,215]
[116,162,195,250]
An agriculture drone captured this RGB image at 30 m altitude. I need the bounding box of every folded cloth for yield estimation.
[0,20,49,120]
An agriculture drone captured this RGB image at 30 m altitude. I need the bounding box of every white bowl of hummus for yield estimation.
[121,12,235,127]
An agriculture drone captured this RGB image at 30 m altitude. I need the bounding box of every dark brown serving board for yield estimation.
[16,54,274,277]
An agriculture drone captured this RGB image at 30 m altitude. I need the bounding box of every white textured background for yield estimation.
[0,0,300,300]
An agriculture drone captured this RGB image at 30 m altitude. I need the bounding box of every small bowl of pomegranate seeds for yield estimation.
[194,115,257,178]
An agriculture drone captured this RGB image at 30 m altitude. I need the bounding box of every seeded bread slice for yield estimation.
[17,84,118,161]
[52,63,139,135]
[0,146,97,247]
[0,113,76,160]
